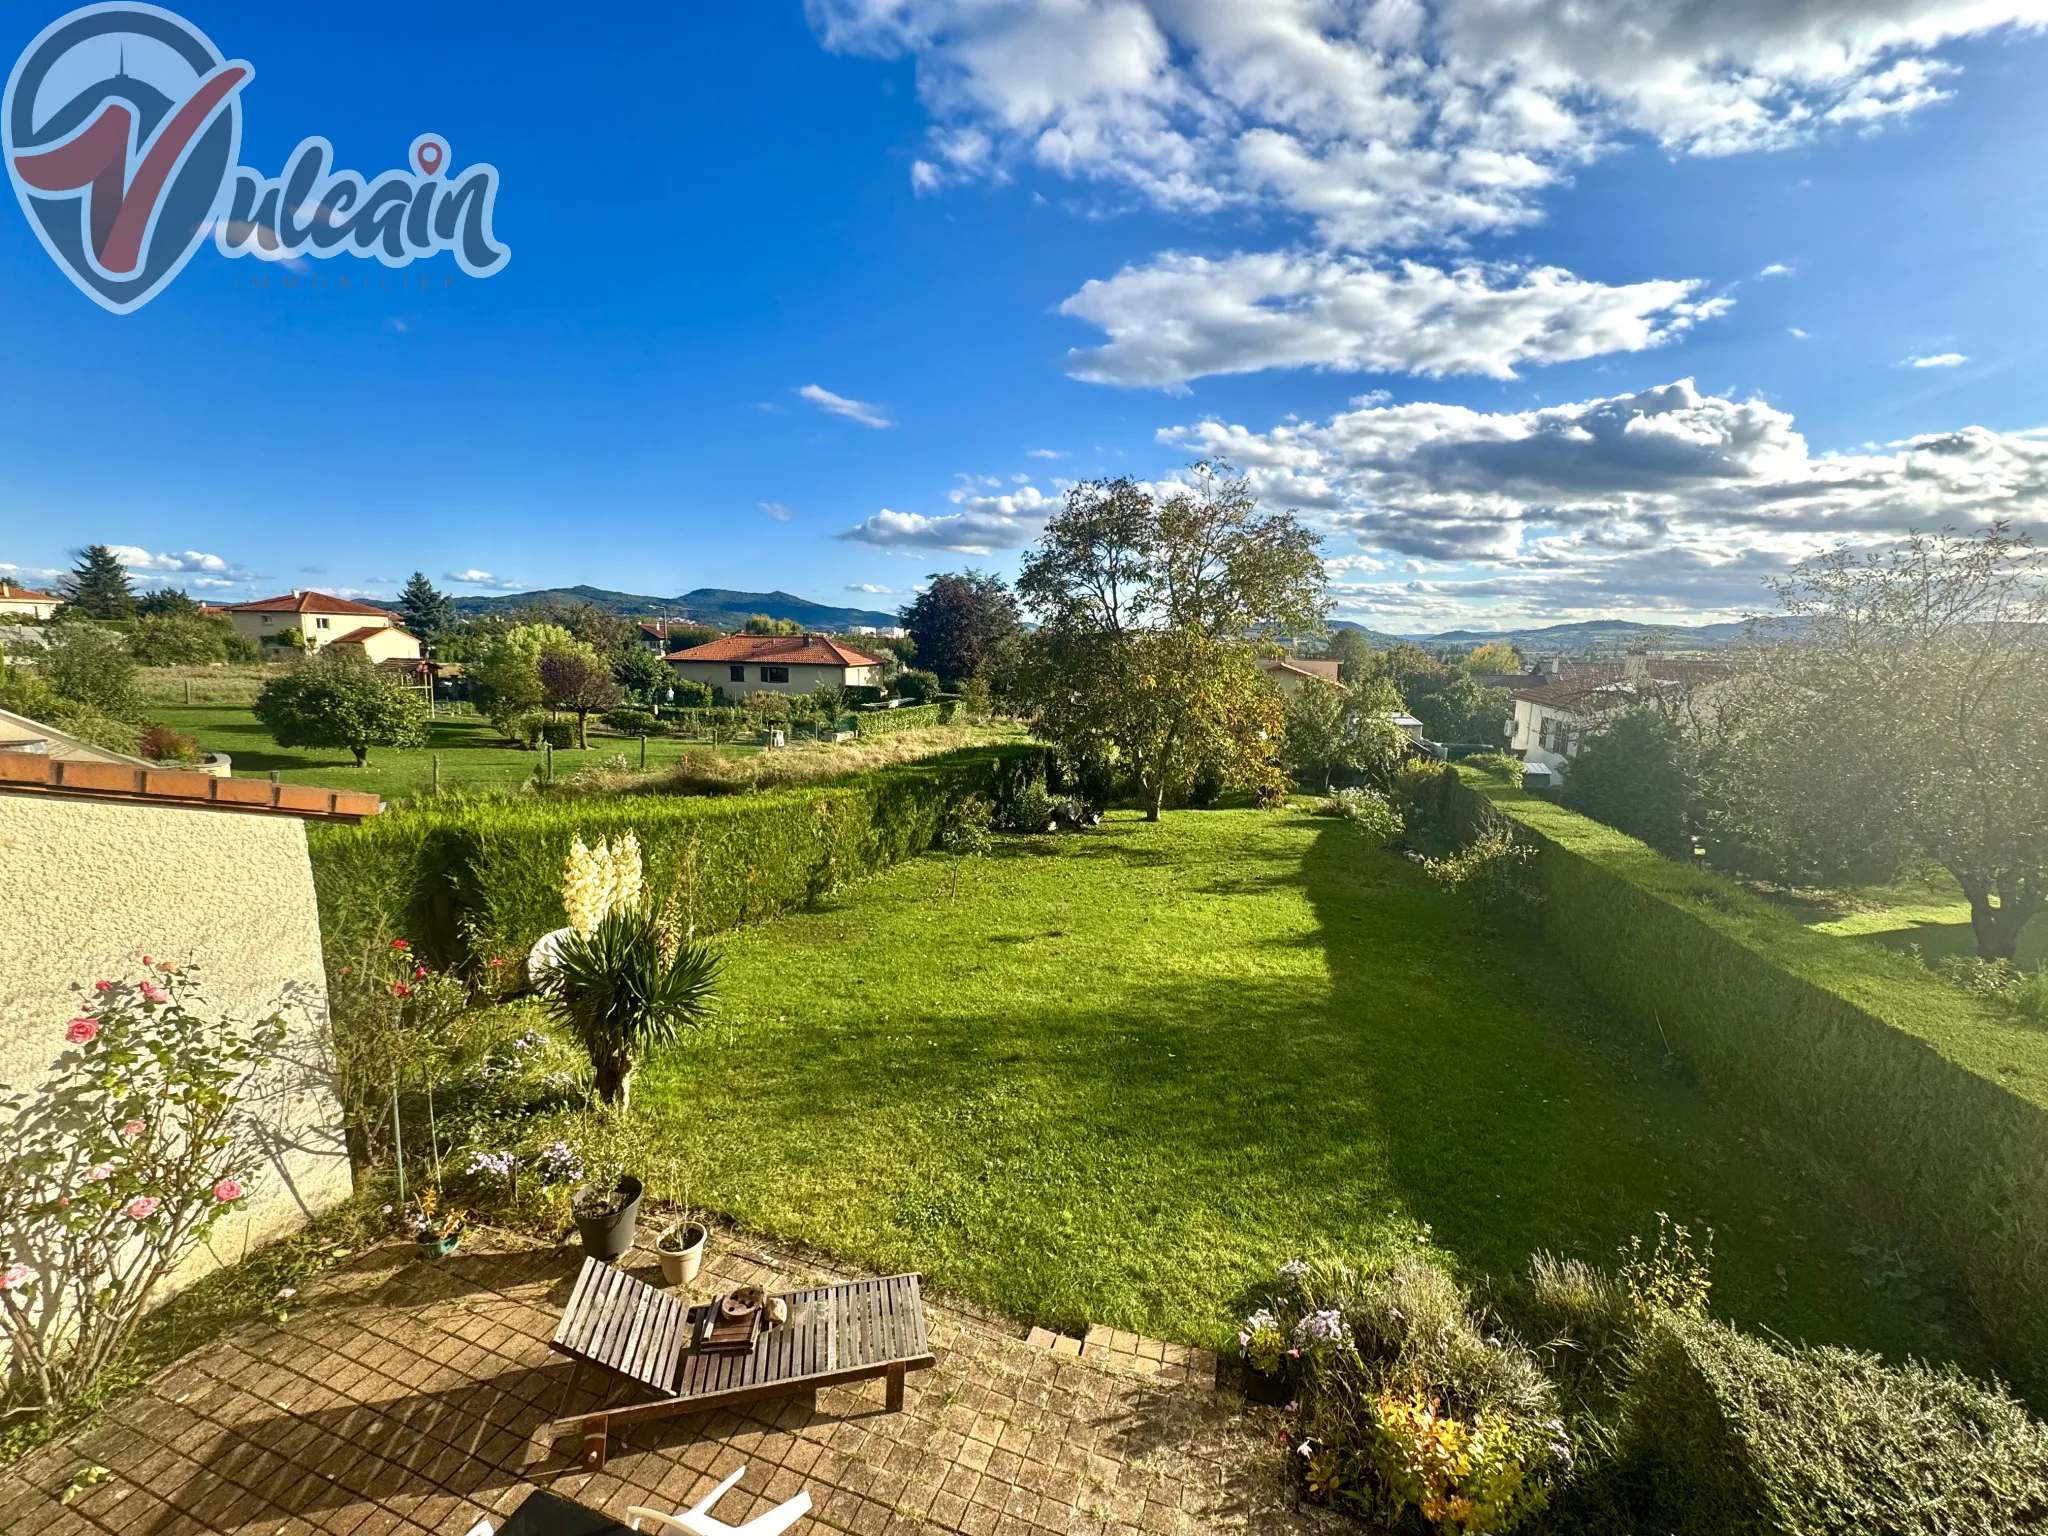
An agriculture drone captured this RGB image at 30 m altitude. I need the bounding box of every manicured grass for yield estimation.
[148,703,759,801]
[635,808,1984,1364]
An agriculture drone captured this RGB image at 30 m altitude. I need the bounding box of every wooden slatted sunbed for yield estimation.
[527,1258,935,1471]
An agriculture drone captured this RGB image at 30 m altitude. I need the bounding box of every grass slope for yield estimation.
[637,808,1978,1363]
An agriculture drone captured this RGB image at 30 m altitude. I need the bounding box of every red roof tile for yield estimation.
[666,633,882,667]
[328,624,414,646]
[0,582,60,603]
[0,753,380,821]
[226,590,396,617]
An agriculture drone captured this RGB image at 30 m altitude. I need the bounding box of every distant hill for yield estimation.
[1391,617,1803,654]
[448,585,898,631]
[1327,620,1410,648]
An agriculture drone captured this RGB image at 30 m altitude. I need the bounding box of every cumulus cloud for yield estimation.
[1161,378,2048,624]
[839,482,1060,554]
[799,384,893,428]
[101,546,252,589]
[444,569,524,590]
[847,582,903,593]
[1759,262,1795,277]
[1060,251,1729,387]
[1907,351,1968,367]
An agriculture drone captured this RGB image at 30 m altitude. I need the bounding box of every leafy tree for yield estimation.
[894,668,941,704]
[1321,627,1380,683]
[515,600,640,663]
[135,587,198,617]
[60,545,135,619]
[1282,676,1409,791]
[662,623,722,653]
[1562,709,1699,856]
[397,573,456,644]
[1365,644,1512,745]
[1462,642,1522,675]
[612,646,672,706]
[1017,463,1326,819]
[1708,525,2048,959]
[253,649,429,766]
[670,678,715,709]
[40,621,140,719]
[901,571,1021,686]
[130,612,237,666]
[539,648,621,747]
[742,615,802,636]
[468,622,577,735]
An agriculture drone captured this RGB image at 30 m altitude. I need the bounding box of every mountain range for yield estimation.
[447,585,898,630]
[1334,617,1799,653]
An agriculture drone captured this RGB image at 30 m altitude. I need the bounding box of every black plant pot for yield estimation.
[1242,1360,1291,1406]
[573,1176,643,1261]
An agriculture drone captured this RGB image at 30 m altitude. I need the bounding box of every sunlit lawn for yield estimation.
[636,807,1984,1363]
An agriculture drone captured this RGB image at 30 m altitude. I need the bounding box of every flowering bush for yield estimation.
[1240,1308,1288,1376]
[326,937,476,1170]
[562,832,643,934]
[1359,1391,1558,1534]
[0,964,286,1410]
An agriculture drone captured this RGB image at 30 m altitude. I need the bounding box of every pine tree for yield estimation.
[61,545,135,619]
[397,571,455,642]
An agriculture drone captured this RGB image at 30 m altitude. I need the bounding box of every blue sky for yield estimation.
[2,2,2046,631]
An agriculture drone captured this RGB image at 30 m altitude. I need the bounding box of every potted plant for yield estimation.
[1239,1307,1292,1405]
[656,1211,708,1286]
[572,1169,643,1261]
[409,1187,463,1261]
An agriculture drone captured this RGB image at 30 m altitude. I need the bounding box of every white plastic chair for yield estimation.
[629,1466,811,1536]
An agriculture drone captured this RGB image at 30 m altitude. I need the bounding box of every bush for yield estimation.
[668,679,715,709]
[1612,1318,2048,1536]
[601,708,659,736]
[1937,956,2048,1025]
[307,746,1032,965]
[39,621,140,720]
[538,721,575,750]
[1313,787,1403,844]
[1451,769,2048,1400]
[895,668,942,704]
[138,724,201,764]
[1424,824,1544,922]
[856,701,945,736]
[992,764,1059,832]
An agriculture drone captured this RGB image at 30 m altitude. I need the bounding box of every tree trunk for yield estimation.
[352,745,368,767]
[1147,782,1165,821]
[576,711,590,750]
[1956,871,2042,961]
[592,1058,627,1106]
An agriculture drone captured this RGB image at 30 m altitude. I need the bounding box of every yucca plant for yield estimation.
[545,906,719,1109]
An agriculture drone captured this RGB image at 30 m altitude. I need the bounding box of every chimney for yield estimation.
[1539,656,1563,678]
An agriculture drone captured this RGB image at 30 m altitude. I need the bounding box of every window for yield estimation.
[315,616,329,629]
[761,666,789,683]
[730,665,745,682]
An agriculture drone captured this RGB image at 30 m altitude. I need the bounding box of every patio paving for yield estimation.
[0,1226,1335,1536]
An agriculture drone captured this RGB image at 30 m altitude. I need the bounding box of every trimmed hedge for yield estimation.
[855,702,946,736]
[1614,1318,2048,1534]
[309,745,1026,964]
[1451,768,2048,1399]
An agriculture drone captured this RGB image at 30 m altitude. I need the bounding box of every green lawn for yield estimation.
[635,807,1982,1364]
[148,704,758,801]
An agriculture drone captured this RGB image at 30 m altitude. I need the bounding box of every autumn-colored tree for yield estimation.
[901,572,1020,687]
[539,649,622,748]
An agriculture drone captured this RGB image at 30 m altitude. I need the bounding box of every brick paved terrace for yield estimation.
[0,1227,1337,1536]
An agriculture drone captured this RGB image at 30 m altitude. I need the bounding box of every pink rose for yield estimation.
[84,1163,114,1182]
[393,982,412,998]
[94,980,112,992]
[413,965,428,979]
[120,1119,145,1140]
[489,958,504,968]
[124,1196,160,1220]
[141,955,152,966]
[212,1179,244,1203]
[65,1018,99,1045]
[0,1263,30,1291]
[391,939,409,951]
[139,981,168,1004]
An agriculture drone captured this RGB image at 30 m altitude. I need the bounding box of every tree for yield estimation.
[539,649,621,747]
[468,622,577,735]
[1282,676,1408,791]
[1321,628,1379,683]
[1462,642,1522,676]
[1707,526,2048,959]
[901,572,1021,686]
[1017,463,1326,819]
[1562,709,1699,856]
[743,615,802,636]
[397,573,455,645]
[546,906,719,1109]
[612,646,672,706]
[1365,644,1512,745]
[253,649,429,766]
[60,545,135,619]
[40,621,140,719]
[663,623,721,653]
[135,587,198,617]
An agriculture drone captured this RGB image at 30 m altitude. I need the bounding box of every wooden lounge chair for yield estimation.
[527,1259,934,1471]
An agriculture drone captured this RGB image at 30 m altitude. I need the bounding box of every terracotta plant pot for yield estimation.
[656,1221,708,1286]
[573,1176,643,1262]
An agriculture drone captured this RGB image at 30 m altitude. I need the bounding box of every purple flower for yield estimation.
[1295,1309,1346,1346]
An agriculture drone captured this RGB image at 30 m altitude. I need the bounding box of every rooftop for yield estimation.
[0,580,60,603]
[0,749,381,822]
[226,591,396,618]
[667,633,883,667]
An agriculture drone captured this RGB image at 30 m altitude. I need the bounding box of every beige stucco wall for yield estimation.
[667,659,877,697]
[230,609,392,652]
[0,793,352,1294]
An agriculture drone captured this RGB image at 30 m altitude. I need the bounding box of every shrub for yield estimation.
[1314,787,1403,845]
[545,906,719,1109]
[40,621,140,721]
[1611,1318,2048,1536]
[993,771,1059,833]
[1451,769,2048,1399]
[138,724,201,764]
[0,965,286,1410]
[668,678,715,709]
[601,708,659,736]
[1459,751,1527,781]
[895,668,942,704]
[538,721,575,750]
[1393,760,1455,833]
[857,701,945,736]
[1937,955,2048,1024]
[1423,826,1544,922]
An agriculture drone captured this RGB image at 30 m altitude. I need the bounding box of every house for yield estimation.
[850,625,907,639]
[0,724,378,1299]
[665,632,883,697]
[223,590,408,653]
[1256,655,1342,697]
[0,580,62,619]
[1510,656,1730,775]
[325,624,422,664]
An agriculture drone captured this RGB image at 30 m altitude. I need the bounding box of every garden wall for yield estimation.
[1450,769,2048,1400]
[308,744,1026,964]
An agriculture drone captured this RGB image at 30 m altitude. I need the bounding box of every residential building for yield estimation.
[223,590,405,652]
[850,624,907,639]
[0,580,62,619]
[325,624,423,664]
[1509,656,1731,774]
[1256,655,1342,697]
[665,632,883,697]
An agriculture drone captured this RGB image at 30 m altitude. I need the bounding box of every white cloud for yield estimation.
[839,482,1060,554]
[444,569,525,590]
[0,562,63,586]
[1908,351,1968,368]
[1026,447,1067,458]
[1161,378,2048,624]
[100,546,253,589]
[1759,262,1795,277]
[1060,250,1729,388]
[799,383,893,428]
[1788,327,1810,339]
[847,582,903,593]
[759,501,794,520]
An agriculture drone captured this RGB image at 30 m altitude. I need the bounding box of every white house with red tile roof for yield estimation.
[1509,656,1733,774]
[325,624,422,664]
[223,590,415,655]
[1256,655,1342,697]
[0,580,62,619]
[666,632,883,697]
